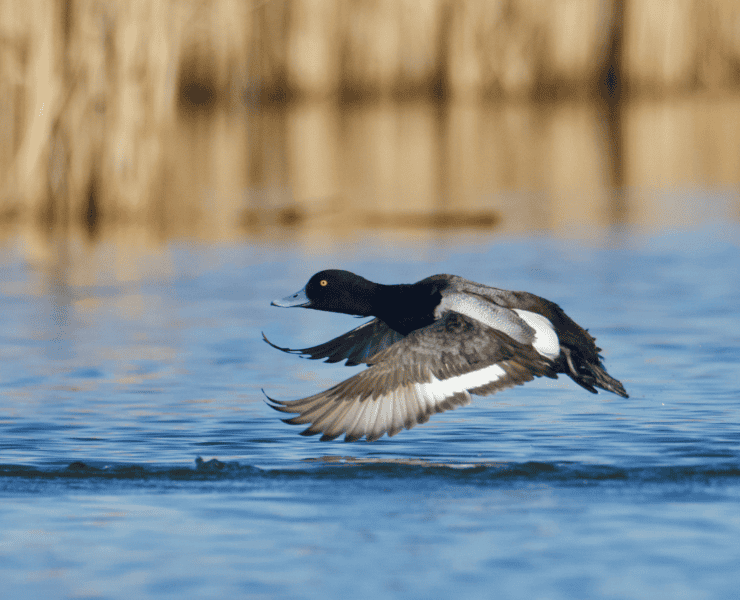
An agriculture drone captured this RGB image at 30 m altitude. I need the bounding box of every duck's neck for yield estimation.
[372,282,443,335]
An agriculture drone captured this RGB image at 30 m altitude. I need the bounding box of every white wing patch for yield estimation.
[294,362,509,441]
[513,309,560,359]
[343,362,507,440]
[418,363,507,399]
[435,293,561,360]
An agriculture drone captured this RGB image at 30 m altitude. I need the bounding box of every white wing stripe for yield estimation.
[305,361,513,440]
[417,362,507,399]
[513,309,560,359]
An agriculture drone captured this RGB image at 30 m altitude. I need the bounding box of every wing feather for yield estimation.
[262,318,405,366]
[266,313,557,442]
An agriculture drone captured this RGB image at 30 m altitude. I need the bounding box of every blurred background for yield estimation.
[1,0,740,420]
[3,4,740,598]
[1,0,739,254]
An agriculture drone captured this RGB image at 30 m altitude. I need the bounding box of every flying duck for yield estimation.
[264,270,628,442]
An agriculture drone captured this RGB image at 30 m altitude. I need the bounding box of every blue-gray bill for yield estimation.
[271,287,310,308]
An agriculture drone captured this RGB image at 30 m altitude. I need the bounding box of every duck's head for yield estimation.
[271,270,376,316]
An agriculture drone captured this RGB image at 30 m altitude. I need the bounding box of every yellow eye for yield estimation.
[320,279,328,287]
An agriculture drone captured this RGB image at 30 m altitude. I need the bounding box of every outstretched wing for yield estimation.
[266,313,557,442]
[262,318,405,366]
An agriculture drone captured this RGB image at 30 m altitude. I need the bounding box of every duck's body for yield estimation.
[265,270,628,442]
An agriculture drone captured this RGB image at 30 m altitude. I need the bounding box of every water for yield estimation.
[1,223,739,599]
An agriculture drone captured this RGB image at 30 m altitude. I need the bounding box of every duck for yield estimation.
[263,269,628,442]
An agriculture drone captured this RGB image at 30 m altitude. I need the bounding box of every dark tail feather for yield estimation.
[562,348,629,398]
[585,363,629,398]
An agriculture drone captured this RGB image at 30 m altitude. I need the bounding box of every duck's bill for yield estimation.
[271,287,311,308]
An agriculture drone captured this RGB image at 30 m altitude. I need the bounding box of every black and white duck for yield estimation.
[264,270,628,442]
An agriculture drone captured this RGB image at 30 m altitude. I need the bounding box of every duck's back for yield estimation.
[442,276,599,359]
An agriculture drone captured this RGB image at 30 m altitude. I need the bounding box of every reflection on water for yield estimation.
[3,0,740,252]
[132,96,740,240]
[3,96,739,257]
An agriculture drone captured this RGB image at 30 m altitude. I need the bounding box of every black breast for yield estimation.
[373,278,449,335]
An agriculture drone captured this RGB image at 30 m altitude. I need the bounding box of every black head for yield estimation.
[272,270,376,316]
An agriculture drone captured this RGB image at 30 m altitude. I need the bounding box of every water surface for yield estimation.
[1,222,739,599]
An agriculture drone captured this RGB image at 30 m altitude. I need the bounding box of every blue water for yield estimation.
[1,224,739,599]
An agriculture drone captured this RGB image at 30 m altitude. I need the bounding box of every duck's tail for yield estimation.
[561,347,629,398]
